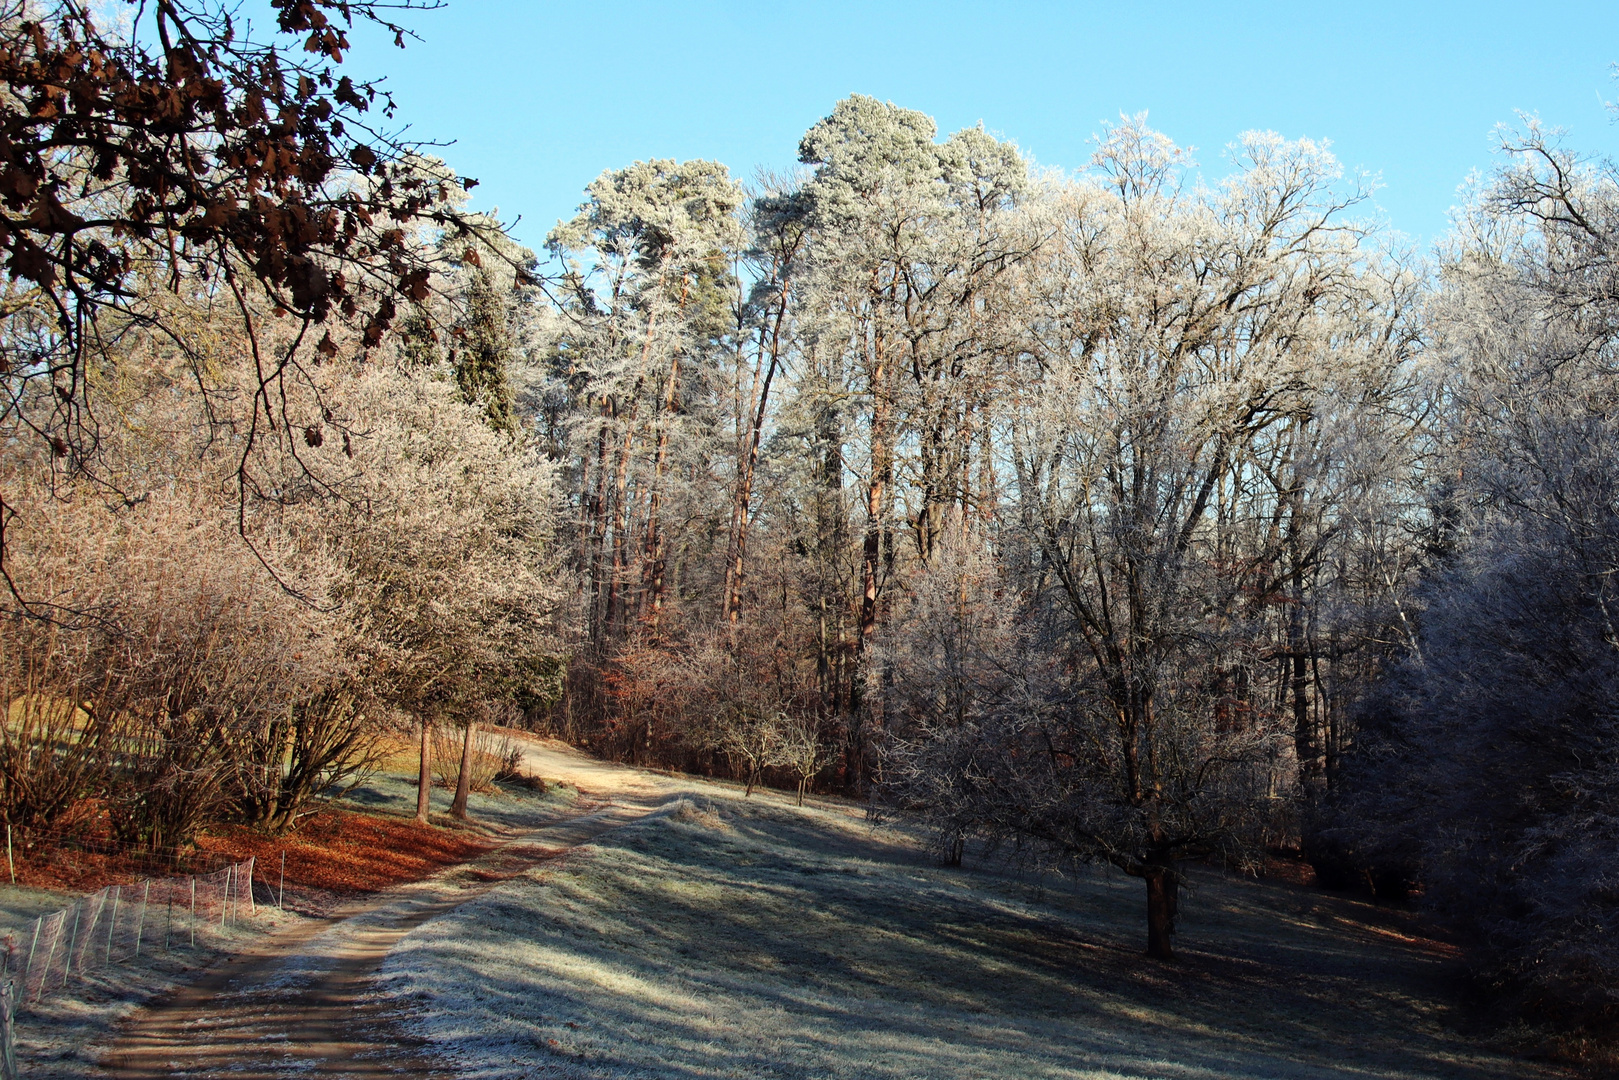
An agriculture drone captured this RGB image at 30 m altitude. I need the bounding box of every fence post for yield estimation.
[43,914,63,996]
[134,880,150,958]
[0,981,16,1080]
[189,876,196,948]
[88,890,108,973]
[279,851,285,910]
[23,920,38,1003]
[221,866,232,929]
[247,856,256,915]
[166,891,173,952]
[106,885,121,966]
[5,825,12,886]
[63,904,80,987]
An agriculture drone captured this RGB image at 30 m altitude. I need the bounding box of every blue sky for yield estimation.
[332,1,1619,253]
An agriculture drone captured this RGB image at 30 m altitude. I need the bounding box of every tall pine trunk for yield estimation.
[859,338,890,656]
[724,349,781,638]
[609,418,635,638]
[645,352,680,633]
[586,407,612,648]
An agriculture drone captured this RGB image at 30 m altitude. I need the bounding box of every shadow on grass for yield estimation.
[379,796,1565,1080]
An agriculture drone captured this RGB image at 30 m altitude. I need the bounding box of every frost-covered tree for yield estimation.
[548,159,747,651]
[887,118,1417,959]
[1333,127,1619,1023]
[780,96,1034,786]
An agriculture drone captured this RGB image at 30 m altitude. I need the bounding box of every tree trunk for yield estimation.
[724,348,781,639]
[451,720,476,820]
[1144,859,1178,961]
[587,408,611,647]
[415,719,432,825]
[609,418,635,638]
[1288,507,1323,791]
[645,348,681,634]
[916,415,949,563]
[860,486,883,651]
[859,333,890,656]
[852,361,891,795]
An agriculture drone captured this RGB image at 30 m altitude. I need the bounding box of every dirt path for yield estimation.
[99,739,684,1079]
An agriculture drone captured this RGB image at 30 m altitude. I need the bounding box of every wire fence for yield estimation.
[3,856,259,1004]
[6,822,243,880]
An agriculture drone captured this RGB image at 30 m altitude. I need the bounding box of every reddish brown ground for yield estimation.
[5,839,156,892]
[9,808,493,896]
[195,810,494,894]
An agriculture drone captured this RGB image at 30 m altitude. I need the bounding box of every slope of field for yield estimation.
[377,794,1564,1080]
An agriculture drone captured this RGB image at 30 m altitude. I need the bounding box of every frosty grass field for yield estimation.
[376,793,1555,1080]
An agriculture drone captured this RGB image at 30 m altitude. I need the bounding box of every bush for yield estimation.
[0,642,113,833]
[430,725,522,795]
[0,344,560,848]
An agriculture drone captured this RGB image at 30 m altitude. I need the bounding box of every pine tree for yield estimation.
[454,266,520,437]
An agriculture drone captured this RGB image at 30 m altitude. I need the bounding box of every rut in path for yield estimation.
[99,797,665,1080]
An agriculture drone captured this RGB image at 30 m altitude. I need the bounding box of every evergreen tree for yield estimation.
[454,266,520,437]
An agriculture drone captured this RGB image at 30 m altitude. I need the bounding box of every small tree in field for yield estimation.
[713,705,785,797]
[775,713,832,805]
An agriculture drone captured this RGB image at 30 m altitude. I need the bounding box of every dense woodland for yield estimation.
[4,0,1619,1046]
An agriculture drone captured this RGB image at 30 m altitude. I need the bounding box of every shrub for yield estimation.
[430,725,520,795]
